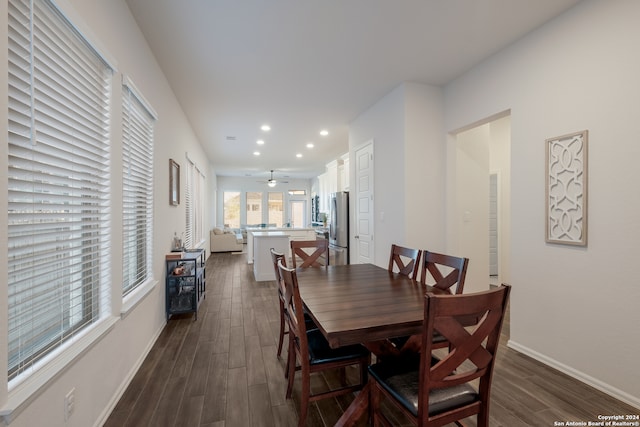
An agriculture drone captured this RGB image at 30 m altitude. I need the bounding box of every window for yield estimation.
[246,192,263,225]
[268,192,284,227]
[122,76,157,296]
[223,191,241,228]
[7,0,113,381]
[184,156,206,249]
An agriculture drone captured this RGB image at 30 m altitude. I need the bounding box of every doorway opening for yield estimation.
[289,200,307,228]
[452,113,511,292]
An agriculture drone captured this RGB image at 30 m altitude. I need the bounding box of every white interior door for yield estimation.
[289,200,306,228]
[355,141,374,264]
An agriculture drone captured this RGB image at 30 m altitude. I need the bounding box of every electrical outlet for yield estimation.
[64,388,75,421]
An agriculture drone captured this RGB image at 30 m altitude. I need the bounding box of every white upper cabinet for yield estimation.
[339,153,349,191]
[316,154,349,215]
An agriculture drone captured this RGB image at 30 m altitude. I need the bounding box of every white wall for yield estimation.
[349,85,405,266]
[0,0,211,425]
[444,0,640,408]
[489,116,511,285]
[404,83,446,251]
[349,83,445,267]
[455,124,491,294]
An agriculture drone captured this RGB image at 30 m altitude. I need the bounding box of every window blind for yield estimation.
[7,0,112,381]
[184,159,193,249]
[122,77,156,296]
[184,156,206,249]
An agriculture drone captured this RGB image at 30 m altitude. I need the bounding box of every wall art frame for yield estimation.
[169,158,180,206]
[545,130,588,246]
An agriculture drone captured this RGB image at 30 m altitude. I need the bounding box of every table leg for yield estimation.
[334,382,371,427]
[336,340,410,426]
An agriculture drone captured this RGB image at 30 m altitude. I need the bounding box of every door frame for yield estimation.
[353,140,374,264]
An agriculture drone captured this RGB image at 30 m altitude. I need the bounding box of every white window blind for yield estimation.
[184,156,206,249]
[7,0,113,382]
[122,76,156,296]
[184,159,193,249]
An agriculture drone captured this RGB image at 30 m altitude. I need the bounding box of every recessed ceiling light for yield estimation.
[256,139,265,145]
[319,129,329,136]
[261,124,271,132]
[253,151,260,156]
[306,143,314,148]
[296,153,302,158]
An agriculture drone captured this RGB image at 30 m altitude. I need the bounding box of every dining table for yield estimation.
[295,263,450,427]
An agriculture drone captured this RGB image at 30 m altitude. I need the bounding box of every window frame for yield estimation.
[121,75,157,298]
[223,191,241,228]
[184,155,206,249]
[6,0,117,408]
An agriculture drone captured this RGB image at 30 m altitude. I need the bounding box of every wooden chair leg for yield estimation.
[298,366,310,427]
[286,340,296,398]
[277,301,286,358]
[339,366,346,384]
[370,382,380,427]
[284,342,290,378]
[477,403,489,427]
[360,358,369,385]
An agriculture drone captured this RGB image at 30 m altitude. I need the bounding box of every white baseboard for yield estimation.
[507,339,640,410]
[93,322,166,427]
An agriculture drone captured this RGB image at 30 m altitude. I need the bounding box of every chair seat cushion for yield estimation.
[306,329,369,365]
[368,358,478,417]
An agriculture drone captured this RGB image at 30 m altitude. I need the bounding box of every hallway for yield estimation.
[105,252,636,426]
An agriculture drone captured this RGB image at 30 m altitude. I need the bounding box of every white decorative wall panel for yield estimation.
[545,130,588,246]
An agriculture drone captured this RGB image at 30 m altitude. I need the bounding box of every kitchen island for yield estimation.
[246,226,317,264]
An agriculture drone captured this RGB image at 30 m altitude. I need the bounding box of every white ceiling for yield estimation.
[125,0,581,180]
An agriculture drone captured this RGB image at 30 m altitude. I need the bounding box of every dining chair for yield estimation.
[278,260,370,427]
[368,284,511,427]
[393,250,469,353]
[270,248,318,378]
[290,239,329,268]
[420,251,469,295]
[388,244,422,279]
[391,250,469,353]
[270,248,289,359]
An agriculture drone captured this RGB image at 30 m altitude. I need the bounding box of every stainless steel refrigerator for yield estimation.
[329,191,349,265]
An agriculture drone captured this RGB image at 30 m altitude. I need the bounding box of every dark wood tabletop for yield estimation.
[296,263,450,426]
[296,263,446,349]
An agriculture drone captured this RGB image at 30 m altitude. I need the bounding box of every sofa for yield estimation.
[210,227,244,252]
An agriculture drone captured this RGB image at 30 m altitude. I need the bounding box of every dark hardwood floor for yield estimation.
[105,251,638,426]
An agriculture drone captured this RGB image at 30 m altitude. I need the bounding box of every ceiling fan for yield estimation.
[257,170,288,187]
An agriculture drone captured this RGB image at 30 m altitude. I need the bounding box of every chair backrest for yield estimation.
[278,259,309,351]
[418,284,511,422]
[270,248,286,294]
[388,244,422,279]
[290,239,329,268]
[420,251,469,294]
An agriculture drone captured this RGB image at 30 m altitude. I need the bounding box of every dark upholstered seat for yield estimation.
[369,359,478,417]
[306,329,370,365]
